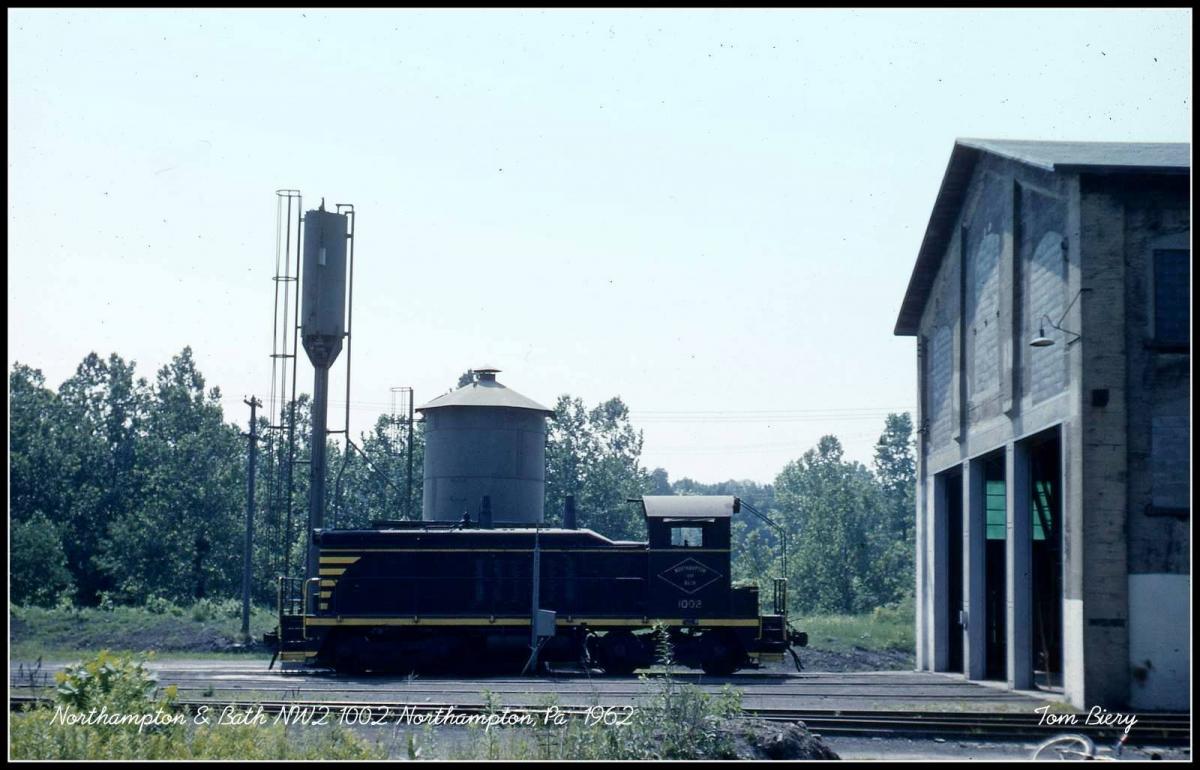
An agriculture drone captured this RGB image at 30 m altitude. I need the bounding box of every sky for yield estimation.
[7,9,1192,484]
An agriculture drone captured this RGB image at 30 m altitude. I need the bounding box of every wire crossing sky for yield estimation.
[7,9,1192,482]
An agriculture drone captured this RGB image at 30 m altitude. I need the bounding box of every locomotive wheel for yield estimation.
[599,630,641,676]
[700,630,743,677]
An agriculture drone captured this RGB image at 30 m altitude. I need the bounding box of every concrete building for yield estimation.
[894,139,1190,710]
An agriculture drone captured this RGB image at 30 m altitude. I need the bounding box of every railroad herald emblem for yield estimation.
[657,558,722,595]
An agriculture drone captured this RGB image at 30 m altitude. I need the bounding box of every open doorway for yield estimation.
[945,471,964,673]
[1029,430,1064,690]
[983,454,1007,680]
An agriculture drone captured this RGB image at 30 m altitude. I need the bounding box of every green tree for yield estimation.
[330,413,425,528]
[730,519,782,589]
[872,412,917,603]
[244,393,314,593]
[668,476,782,591]
[774,436,885,614]
[9,364,71,528]
[270,393,314,583]
[11,512,75,606]
[669,477,775,513]
[874,412,916,540]
[544,395,650,540]
[12,356,155,604]
[648,467,672,495]
[64,354,150,598]
[97,348,244,604]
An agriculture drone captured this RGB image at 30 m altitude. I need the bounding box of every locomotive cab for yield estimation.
[640,496,806,673]
[643,495,736,618]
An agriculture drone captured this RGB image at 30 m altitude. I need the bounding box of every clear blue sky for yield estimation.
[8,9,1191,483]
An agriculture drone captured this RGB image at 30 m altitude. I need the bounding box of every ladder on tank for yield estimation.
[264,192,359,579]
[265,190,304,583]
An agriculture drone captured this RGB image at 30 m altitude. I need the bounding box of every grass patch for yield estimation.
[797,601,915,654]
[10,601,277,660]
[11,645,273,663]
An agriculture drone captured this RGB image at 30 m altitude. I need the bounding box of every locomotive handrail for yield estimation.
[737,498,788,616]
[773,578,788,618]
[304,577,321,617]
[278,576,306,618]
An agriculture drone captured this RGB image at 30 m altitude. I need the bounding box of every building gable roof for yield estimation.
[893,139,1190,336]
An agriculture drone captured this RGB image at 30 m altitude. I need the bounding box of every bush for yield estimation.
[872,593,915,625]
[144,596,183,616]
[190,599,214,622]
[11,650,384,760]
[189,598,241,623]
[620,626,744,759]
[53,649,171,712]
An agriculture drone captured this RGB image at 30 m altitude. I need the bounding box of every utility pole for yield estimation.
[406,390,415,519]
[242,396,262,642]
[529,523,542,672]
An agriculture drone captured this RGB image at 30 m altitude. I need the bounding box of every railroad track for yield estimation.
[10,693,1190,745]
[4,672,1048,708]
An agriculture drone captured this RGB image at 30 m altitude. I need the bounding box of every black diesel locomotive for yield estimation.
[269,495,806,675]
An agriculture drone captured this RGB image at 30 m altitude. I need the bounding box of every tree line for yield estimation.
[9,349,914,616]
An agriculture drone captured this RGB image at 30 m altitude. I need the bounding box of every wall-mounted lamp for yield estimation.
[1030,289,1089,348]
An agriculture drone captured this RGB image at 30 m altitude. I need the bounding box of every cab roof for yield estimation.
[640,495,738,518]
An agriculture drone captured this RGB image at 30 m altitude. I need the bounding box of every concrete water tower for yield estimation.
[417,368,553,525]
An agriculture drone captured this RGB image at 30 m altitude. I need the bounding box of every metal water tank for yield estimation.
[300,206,348,369]
[417,368,553,524]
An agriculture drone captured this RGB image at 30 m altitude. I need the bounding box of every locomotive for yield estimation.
[263,203,804,675]
[268,494,807,675]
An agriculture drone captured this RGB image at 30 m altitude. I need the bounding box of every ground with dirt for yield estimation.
[724,718,841,759]
[747,644,914,674]
[795,645,915,672]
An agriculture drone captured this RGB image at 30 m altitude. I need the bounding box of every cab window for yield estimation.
[669,526,704,547]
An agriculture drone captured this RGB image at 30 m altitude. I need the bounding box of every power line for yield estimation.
[646,431,891,455]
[293,399,915,421]
[630,413,913,424]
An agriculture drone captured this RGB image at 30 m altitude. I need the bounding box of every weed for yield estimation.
[447,626,746,760]
[10,650,383,760]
